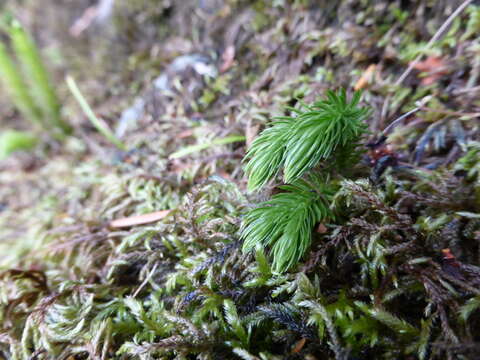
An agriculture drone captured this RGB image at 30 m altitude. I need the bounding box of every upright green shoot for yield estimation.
[7,19,70,136]
[0,41,43,127]
[241,178,335,272]
[241,89,369,272]
[0,15,71,139]
[244,90,368,191]
[66,75,126,151]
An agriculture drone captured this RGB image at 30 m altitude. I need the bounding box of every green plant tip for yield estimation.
[0,130,37,160]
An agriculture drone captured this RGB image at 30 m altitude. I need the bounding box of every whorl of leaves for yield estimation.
[244,89,369,191]
[241,177,335,272]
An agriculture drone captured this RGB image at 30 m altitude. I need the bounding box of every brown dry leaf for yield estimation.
[178,129,194,139]
[316,223,328,234]
[169,159,191,174]
[217,170,234,182]
[291,338,307,354]
[70,6,98,37]
[245,120,260,148]
[412,56,448,85]
[110,210,171,228]
[220,45,236,73]
[354,64,377,91]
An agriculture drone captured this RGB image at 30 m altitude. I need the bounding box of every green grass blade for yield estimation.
[66,75,126,151]
[0,42,43,128]
[169,135,245,159]
[0,130,37,160]
[8,20,71,135]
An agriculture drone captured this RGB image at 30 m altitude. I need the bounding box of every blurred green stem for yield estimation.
[0,42,43,128]
[8,19,71,136]
[66,75,126,151]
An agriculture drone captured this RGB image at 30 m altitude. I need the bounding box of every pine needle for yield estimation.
[169,135,245,159]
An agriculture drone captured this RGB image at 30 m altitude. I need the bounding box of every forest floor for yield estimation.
[1,1,480,359]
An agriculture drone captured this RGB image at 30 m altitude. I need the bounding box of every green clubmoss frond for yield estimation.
[244,117,294,192]
[241,177,335,272]
[283,90,369,183]
[243,90,369,191]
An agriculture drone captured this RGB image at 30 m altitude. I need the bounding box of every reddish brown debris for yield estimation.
[109,210,172,228]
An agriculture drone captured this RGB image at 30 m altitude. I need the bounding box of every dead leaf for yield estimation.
[412,56,448,85]
[217,170,234,182]
[291,338,307,354]
[70,6,98,37]
[178,129,194,139]
[169,159,191,174]
[110,210,171,228]
[245,120,260,148]
[354,64,377,91]
[316,223,328,234]
[220,45,236,73]
[441,248,464,280]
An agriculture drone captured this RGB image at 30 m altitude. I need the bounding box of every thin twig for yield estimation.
[382,96,432,135]
[453,85,480,95]
[418,107,480,118]
[395,0,473,87]
[132,262,159,298]
[381,0,473,129]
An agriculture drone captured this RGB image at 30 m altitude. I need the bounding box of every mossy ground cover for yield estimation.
[1,1,480,359]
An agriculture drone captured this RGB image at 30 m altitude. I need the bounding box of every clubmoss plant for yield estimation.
[241,89,370,272]
[241,177,336,272]
[244,89,369,190]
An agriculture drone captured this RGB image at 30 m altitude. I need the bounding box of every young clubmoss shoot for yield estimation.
[242,90,369,272]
